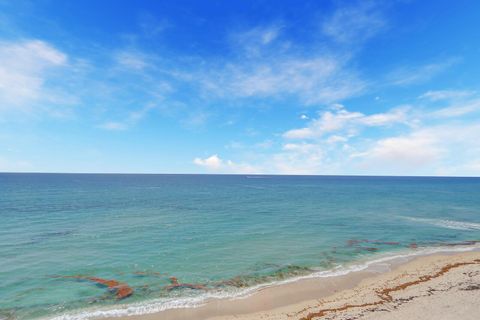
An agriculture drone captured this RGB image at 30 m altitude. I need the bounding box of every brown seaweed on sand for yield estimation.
[299,259,480,320]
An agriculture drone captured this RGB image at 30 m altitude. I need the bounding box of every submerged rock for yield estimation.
[56,275,134,299]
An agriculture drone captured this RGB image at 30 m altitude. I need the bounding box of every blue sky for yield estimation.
[1,0,480,175]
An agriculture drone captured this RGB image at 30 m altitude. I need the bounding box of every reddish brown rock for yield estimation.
[58,275,134,299]
[115,285,134,299]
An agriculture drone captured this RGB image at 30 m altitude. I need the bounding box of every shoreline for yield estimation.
[108,249,480,320]
[47,245,480,320]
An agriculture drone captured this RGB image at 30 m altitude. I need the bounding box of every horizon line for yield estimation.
[0,172,479,178]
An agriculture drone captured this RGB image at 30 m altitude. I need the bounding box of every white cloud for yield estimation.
[230,92,480,176]
[268,142,326,174]
[193,154,222,170]
[191,93,480,176]
[231,24,282,57]
[200,3,388,105]
[137,13,170,38]
[284,105,408,139]
[352,131,442,169]
[115,51,148,70]
[99,104,156,131]
[198,7,382,106]
[181,111,209,128]
[209,56,365,105]
[0,155,33,172]
[326,135,348,144]
[454,161,480,175]
[98,121,129,131]
[431,98,480,118]
[322,2,385,44]
[420,89,474,101]
[193,154,259,173]
[0,39,67,110]
[352,123,480,175]
[282,142,317,153]
[388,59,457,86]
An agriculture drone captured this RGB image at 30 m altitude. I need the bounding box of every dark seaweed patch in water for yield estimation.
[28,230,74,245]
[0,309,16,320]
[214,265,313,288]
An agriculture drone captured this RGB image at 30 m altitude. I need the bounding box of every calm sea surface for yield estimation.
[1,174,480,319]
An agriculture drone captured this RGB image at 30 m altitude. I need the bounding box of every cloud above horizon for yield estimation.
[1,0,479,175]
[193,91,480,176]
[0,40,68,112]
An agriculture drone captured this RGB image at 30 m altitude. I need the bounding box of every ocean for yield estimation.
[1,173,480,319]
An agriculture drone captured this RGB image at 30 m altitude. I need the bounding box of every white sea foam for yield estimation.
[400,216,480,231]
[47,243,480,320]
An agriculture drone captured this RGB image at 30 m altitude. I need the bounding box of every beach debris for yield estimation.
[55,275,134,299]
[165,276,206,291]
[299,259,480,320]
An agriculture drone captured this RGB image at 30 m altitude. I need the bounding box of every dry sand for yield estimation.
[109,250,480,320]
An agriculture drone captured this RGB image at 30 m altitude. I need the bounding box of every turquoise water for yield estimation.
[1,174,480,319]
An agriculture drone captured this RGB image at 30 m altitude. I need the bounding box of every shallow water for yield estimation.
[1,174,479,319]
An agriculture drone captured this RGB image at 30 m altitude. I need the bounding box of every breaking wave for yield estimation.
[47,243,480,320]
[401,216,480,231]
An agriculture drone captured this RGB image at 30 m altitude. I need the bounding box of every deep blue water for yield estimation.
[1,174,479,319]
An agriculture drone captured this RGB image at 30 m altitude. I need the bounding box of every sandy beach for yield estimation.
[108,250,480,320]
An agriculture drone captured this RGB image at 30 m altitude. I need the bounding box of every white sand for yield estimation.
[108,250,480,320]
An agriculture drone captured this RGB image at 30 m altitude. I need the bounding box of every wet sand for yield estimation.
[107,250,480,320]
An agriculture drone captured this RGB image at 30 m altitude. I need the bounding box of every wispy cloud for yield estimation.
[137,12,170,38]
[418,89,480,118]
[322,1,386,44]
[0,155,32,172]
[99,104,157,131]
[420,89,474,101]
[0,39,68,111]
[181,110,210,129]
[283,104,409,139]
[202,55,365,105]
[194,2,393,106]
[387,59,458,86]
[431,98,480,118]
[230,24,283,58]
[115,50,149,71]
